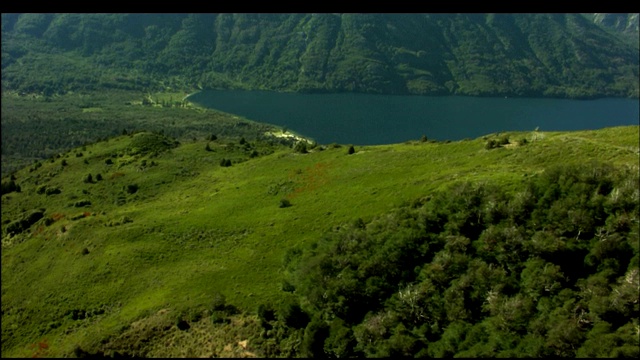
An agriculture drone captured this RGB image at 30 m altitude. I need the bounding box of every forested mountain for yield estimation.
[589,13,639,37]
[2,13,638,98]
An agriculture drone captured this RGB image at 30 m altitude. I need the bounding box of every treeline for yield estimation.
[0,93,281,177]
[255,162,639,357]
[2,13,638,98]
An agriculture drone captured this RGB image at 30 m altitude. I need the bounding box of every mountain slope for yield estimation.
[2,125,638,357]
[2,13,638,98]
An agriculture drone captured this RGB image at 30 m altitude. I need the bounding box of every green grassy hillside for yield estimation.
[1,125,638,357]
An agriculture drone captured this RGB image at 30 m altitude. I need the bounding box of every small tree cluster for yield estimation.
[485,136,510,150]
[1,180,21,195]
[294,141,308,154]
[220,159,232,167]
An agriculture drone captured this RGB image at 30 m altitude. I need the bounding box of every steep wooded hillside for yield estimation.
[2,13,638,98]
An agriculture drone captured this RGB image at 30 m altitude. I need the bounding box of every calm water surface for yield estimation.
[189,90,639,145]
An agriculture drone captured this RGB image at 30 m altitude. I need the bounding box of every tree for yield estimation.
[301,316,330,358]
[279,302,310,329]
[1,180,21,195]
[294,141,308,154]
[348,145,355,155]
[83,174,93,183]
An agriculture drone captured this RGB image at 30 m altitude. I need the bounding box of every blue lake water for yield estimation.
[188,90,640,145]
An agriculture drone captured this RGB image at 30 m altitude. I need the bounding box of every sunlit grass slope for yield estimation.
[1,125,638,357]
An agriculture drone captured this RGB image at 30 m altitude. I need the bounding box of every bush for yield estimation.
[104,158,113,165]
[45,187,61,195]
[294,141,308,154]
[74,200,92,207]
[485,139,498,149]
[280,198,292,208]
[125,184,138,194]
[279,302,310,329]
[83,174,93,183]
[348,145,355,155]
[211,292,227,311]
[258,303,277,326]
[2,180,21,195]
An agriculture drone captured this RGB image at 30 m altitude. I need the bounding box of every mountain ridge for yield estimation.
[2,13,638,99]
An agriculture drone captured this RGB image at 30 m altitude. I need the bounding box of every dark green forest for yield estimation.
[2,13,638,99]
[263,163,639,358]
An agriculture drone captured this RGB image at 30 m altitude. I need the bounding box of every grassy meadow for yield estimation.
[1,120,639,356]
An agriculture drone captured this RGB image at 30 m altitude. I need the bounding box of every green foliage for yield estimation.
[257,303,276,328]
[300,316,329,357]
[4,209,44,236]
[294,141,308,154]
[1,179,21,195]
[45,187,61,195]
[347,145,355,155]
[285,161,639,358]
[2,14,637,99]
[278,301,310,329]
[74,200,91,207]
[0,125,637,357]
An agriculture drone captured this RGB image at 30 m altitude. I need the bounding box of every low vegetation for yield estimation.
[1,123,638,357]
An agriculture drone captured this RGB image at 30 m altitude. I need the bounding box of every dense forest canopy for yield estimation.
[1,13,639,98]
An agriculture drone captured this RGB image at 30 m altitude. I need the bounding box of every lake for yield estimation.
[188,90,640,145]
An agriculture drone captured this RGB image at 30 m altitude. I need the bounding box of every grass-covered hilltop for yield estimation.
[2,12,640,359]
[1,13,639,99]
[2,123,639,357]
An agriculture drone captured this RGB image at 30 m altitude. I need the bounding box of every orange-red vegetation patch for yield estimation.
[33,225,45,235]
[28,339,49,358]
[83,212,91,217]
[288,162,330,199]
[51,213,65,221]
[110,172,125,180]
